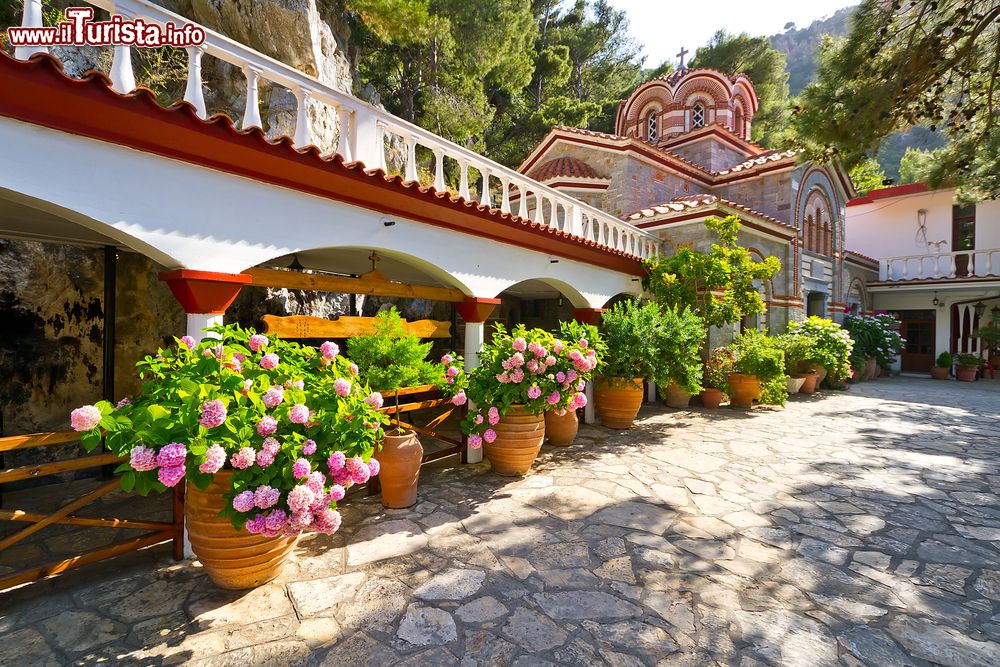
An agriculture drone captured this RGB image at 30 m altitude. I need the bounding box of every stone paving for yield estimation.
[3,377,1000,666]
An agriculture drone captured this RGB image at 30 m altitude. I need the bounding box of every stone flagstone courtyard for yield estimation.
[3,377,1000,666]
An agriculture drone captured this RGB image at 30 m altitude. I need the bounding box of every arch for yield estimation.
[618,81,675,134]
[803,187,834,256]
[602,291,641,309]
[690,102,706,130]
[846,276,869,314]
[676,77,729,110]
[646,110,659,142]
[732,105,743,138]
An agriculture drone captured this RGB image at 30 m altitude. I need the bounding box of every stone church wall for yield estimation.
[620,157,707,218]
[714,171,794,223]
[670,139,747,173]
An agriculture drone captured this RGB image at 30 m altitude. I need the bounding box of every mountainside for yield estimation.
[769,6,855,95]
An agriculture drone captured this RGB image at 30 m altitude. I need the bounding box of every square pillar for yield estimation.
[572,308,604,423]
[457,298,500,463]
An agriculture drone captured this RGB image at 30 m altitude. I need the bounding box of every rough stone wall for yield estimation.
[714,171,794,223]
[670,139,746,173]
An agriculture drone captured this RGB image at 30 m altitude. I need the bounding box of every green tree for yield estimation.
[794,0,1000,198]
[898,146,942,185]
[849,157,886,195]
[691,30,793,148]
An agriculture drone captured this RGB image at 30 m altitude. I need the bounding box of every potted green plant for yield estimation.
[347,308,464,508]
[655,307,706,409]
[595,299,661,429]
[775,333,815,394]
[955,353,984,382]
[70,325,386,589]
[931,351,952,380]
[728,330,788,408]
[785,316,854,389]
[544,321,604,447]
[973,326,1000,369]
[701,347,735,408]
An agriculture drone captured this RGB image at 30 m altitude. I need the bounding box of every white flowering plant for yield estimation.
[70,324,388,536]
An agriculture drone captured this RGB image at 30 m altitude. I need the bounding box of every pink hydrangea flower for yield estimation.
[244,514,266,534]
[441,354,453,364]
[287,485,316,513]
[292,458,311,479]
[553,340,565,354]
[334,379,351,397]
[70,405,102,432]
[483,429,497,444]
[527,385,542,400]
[579,338,589,348]
[256,416,278,437]
[260,353,279,370]
[179,335,196,350]
[115,396,131,409]
[572,392,588,409]
[199,443,226,474]
[332,467,352,487]
[547,391,561,405]
[368,459,381,477]
[264,509,288,535]
[446,366,460,378]
[349,363,359,376]
[255,449,275,468]
[497,372,510,384]
[285,379,305,390]
[158,465,185,487]
[510,352,525,367]
[248,334,269,352]
[262,386,284,408]
[261,437,280,455]
[156,442,187,468]
[328,484,346,501]
[345,456,370,484]
[320,341,339,360]
[577,379,586,391]
[474,414,484,425]
[254,485,280,509]
[526,359,539,374]
[511,368,525,383]
[314,508,343,535]
[546,355,557,367]
[512,337,527,352]
[232,490,255,513]
[241,378,254,396]
[468,434,483,449]
[327,451,346,473]
[127,445,157,472]
[556,371,566,383]
[199,399,227,429]
[452,391,467,406]
[365,392,384,409]
[488,407,500,426]
[568,349,583,362]
[289,404,310,424]
[306,471,326,495]
[567,370,578,381]
[231,447,256,469]
[302,439,317,455]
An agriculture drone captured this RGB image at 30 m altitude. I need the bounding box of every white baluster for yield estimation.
[569,204,582,236]
[533,194,545,224]
[241,66,263,130]
[109,45,136,94]
[374,122,387,172]
[518,186,529,219]
[404,135,418,182]
[901,259,909,280]
[549,198,559,229]
[949,254,958,278]
[458,160,470,199]
[499,177,511,214]
[931,254,941,279]
[479,169,491,207]
[879,260,888,281]
[336,105,353,161]
[14,0,47,60]
[985,251,994,277]
[184,46,207,119]
[292,87,312,149]
[917,258,925,280]
[433,149,445,192]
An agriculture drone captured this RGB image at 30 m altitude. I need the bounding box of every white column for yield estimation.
[183,46,207,119]
[110,45,136,94]
[241,66,263,130]
[404,135,418,182]
[293,88,312,149]
[335,105,353,161]
[583,381,595,424]
[479,169,492,207]
[14,0,47,60]
[433,149,445,192]
[458,160,471,200]
[463,321,486,464]
[500,177,511,214]
[186,313,224,341]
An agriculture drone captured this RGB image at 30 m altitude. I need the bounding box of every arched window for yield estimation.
[733,107,743,138]
[805,214,815,252]
[647,111,658,142]
[691,104,705,129]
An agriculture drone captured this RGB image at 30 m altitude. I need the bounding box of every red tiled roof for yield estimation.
[623,194,795,232]
[528,156,606,181]
[0,52,647,271]
[846,183,931,206]
[716,149,799,175]
[845,250,880,265]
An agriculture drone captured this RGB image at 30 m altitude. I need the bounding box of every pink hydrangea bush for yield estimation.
[71,324,388,535]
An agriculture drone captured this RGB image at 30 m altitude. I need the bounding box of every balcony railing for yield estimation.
[879,248,1000,281]
[12,0,659,260]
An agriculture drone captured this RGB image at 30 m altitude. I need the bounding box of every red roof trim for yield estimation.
[659,123,763,156]
[0,52,645,275]
[846,183,931,207]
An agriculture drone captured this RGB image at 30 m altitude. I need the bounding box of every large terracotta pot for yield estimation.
[864,357,877,381]
[376,429,423,508]
[797,372,819,394]
[814,365,829,387]
[186,471,297,590]
[700,388,724,409]
[786,376,806,394]
[990,354,1000,370]
[728,373,761,408]
[544,410,579,447]
[930,366,949,380]
[956,365,979,382]
[595,378,644,429]
[663,382,692,409]
[484,405,544,475]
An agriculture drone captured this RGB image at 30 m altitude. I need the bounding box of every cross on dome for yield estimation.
[676,46,689,69]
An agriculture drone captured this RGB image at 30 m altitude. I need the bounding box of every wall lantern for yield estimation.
[974,301,986,319]
[932,292,940,307]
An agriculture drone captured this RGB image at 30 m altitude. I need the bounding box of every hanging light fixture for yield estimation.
[991,305,1000,322]
[932,292,940,307]
[974,301,986,319]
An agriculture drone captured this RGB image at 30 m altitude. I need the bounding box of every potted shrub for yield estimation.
[728,330,788,408]
[463,324,591,474]
[785,316,854,390]
[701,347,735,408]
[775,333,815,394]
[931,351,952,380]
[655,307,706,409]
[70,325,386,589]
[544,321,603,447]
[955,353,984,382]
[595,299,661,428]
[347,308,465,509]
[973,326,1000,370]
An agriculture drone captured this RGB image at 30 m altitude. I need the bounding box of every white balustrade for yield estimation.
[109,44,136,94]
[44,0,660,259]
[14,0,47,60]
[880,248,1000,282]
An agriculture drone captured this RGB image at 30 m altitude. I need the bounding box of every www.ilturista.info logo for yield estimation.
[7,7,206,49]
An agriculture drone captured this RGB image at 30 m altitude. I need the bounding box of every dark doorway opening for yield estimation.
[899,309,936,372]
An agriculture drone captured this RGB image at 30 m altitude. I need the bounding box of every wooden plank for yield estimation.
[172,485,185,561]
[422,446,463,464]
[382,385,441,398]
[0,530,174,591]
[0,509,172,532]
[379,399,451,415]
[0,454,125,484]
[0,479,120,551]
[263,315,451,340]
[0,431,81,452]
[247,267,466,303]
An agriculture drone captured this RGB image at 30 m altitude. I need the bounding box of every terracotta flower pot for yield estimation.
[595,378,644,429]
[864,357,877,381]
[930,366,949,380]
[728,373,761,408]
[956,365,979,382]
[663,382,692,409]
[185,471,297,590]
[544,410,579,447]
[484,405,544,476]
[700,388,724,409]
[376,429,423,509]
[786,376,806,394]
[797,372,819,394]
[814,365,829,387]
[990,355,1000,369]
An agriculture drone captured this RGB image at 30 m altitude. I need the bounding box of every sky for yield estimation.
[607,0,858,68]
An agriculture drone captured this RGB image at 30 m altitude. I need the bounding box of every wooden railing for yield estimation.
[879,248,1000,281]
[12,0,660,260]
[0,429,184,591]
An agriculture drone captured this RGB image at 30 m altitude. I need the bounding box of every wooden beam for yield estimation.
[246,267,467,303]
[0,479,120,551]
[0,454,124,484]
[0,509,172,532]
[263,315,451,339]
[0,431,80,452]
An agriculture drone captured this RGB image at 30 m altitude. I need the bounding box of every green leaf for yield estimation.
[120,471,136,492]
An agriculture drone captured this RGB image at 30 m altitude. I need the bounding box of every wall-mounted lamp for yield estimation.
[557,296,564,308]
[974,301,987,319]
[383,220,396,227]
[932,292,940,307]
